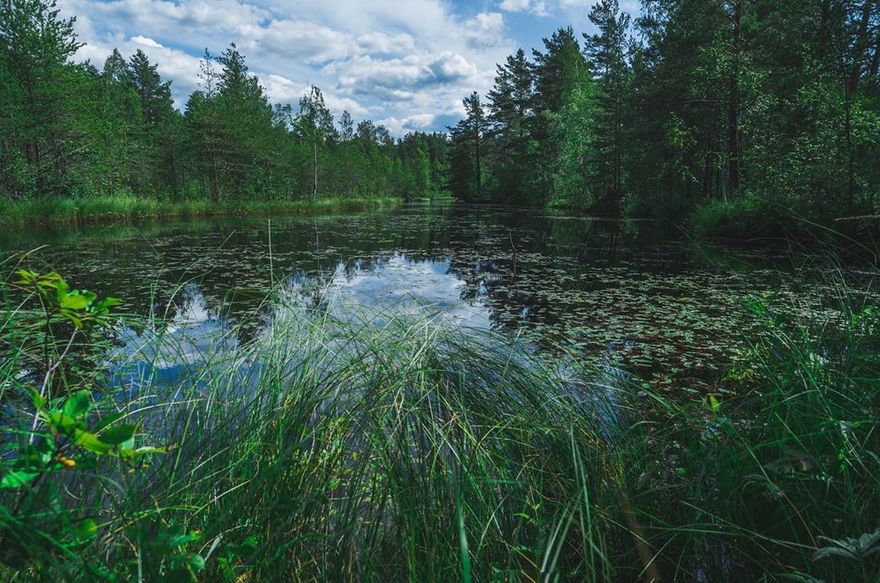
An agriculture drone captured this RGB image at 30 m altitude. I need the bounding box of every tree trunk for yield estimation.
[702,149,712,201]
[475,129,482,200]
[727,0,742,196]
[846,0,874,97]
[614,90,622,200]
[843,0,873,211]
[869,34,880,77]
[313,139,319,198]
[208,152,219,203]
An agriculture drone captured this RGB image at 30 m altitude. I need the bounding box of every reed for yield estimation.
[0,262,877,582]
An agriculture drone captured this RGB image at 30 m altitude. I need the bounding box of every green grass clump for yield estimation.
[690,195,798,241]
[0,194,402,228]
[637,267,880,581]
[1,264,878,582]
[1,279,658,582]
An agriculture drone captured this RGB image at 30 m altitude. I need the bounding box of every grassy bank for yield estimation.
[1,266,878,581]
[0,194,402,228]
[689,195,880,243]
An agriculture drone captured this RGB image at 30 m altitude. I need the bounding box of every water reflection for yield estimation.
[321,254,491,328]
[4,203,863,390]
[112,284,237,389]
[112,254,498,384]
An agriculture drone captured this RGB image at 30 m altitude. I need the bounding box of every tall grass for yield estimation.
[1,263,878,581]
[690,195,798,241]
[2,298,659,581]
[0,194,402,228]
[632,264,880,581]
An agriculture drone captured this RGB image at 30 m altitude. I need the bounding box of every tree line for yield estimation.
[449,0,880,222]
[3,0,879,226]
[0,0,449,204]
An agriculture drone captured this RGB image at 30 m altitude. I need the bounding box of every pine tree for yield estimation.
[185,49,222,201]
[297,85,336,198]
[127,49,177,194]
[584,0,631,203]
[531,27,588,202]
[0,0,82,196]
[96,49,141,194]
[448,92,486,201]
[487,49,535,203]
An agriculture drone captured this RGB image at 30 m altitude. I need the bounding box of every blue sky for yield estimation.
[60,0,639,134]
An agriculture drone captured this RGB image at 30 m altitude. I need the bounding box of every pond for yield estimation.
[0,202,851,390]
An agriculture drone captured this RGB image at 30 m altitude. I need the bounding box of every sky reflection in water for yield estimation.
[112,252,494,386]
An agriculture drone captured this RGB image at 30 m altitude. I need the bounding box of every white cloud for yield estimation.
[464,12,506,48]
[499,0,548,17]
[500,0,530,11]
[130,35,163,48]
[58,0,517,134]
[376,114,437,135]
[260,73,370,117]
[328,52,479,99]
[558,0,639,11]
[355,32,416,54]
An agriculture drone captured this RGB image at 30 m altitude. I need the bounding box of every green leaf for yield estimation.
[29,387,47,411]
[709,395,722,414]
[93,411,128,432]
[181,553,205,573]
[60,292,90,311]
[1,470,39,489]
[47,411,82,435]
[98,424,137,445]
[119,446,167,461]
[62,390,92,419]
[59,309,85,328]
[155,526,202,550]
[94,297,122,312]
[74,430,113,454]
[72,519,98,542]
[14,269,38,285]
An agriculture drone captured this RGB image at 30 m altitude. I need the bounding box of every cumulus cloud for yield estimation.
[499,0,548,17]
[355,32,416,55]
[559,0,639,9]
[58,0,520,134]
[130,35,162,48]
[260,73,370,117]
[328,52,478,99]
[376,113,437,135]
[463,12,507,48]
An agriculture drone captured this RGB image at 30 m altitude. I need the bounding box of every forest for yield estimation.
[2,0,879,235]
[448,0,880,236]
[2,1,880,582]
[0,1,449,210]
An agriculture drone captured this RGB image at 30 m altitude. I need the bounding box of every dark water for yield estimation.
[0,202,846,388]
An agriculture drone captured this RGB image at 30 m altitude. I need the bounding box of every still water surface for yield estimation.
[0,202,844,388]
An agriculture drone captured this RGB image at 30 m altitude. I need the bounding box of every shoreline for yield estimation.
[0,195,403,229]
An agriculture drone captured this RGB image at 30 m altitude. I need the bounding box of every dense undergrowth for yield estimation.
[690,196,880,243]
[0,195,402,228]
[0,261,878,582]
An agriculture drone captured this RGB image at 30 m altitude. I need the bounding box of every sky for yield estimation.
[59,0,640,135]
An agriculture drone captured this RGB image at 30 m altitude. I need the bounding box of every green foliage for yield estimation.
[549,80,597,208]
[0,194,402,228]
[689,194,793,239]
[1,266,879,580]
[659,273,880,581]
[445,0,880,231]
[448,92,487,202]
[0,7,449,210]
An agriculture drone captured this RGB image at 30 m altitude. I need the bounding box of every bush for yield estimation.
[690,195,797,240]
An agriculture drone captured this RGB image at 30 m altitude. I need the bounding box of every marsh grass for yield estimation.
[0,261,878,582]
[0,194,401,228]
